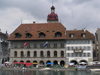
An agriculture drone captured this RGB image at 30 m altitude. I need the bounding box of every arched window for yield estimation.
[27,51,30,57]
[61,51,64,57]
[15,33,22,38]
[14,51,17,57]
[40,51,43,57]
[55,32,62,37]
[47,51,50,57]
[39,32,46,38]
[26,33,32,38]
[20,51,24,57]
[34,51,37,57]
[54,51,57,57]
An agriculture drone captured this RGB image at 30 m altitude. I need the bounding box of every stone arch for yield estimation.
[46,60,51,67]
[53,60,58,65]
[79,60,88,65]
[33,60,38,67]
[70,60,78,65]
[60,60,65,67]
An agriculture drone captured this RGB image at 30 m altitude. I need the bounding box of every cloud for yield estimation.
[0,7,45,34]
[0,0,100,35]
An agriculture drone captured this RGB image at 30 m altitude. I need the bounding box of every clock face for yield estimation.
[52,10,54,12]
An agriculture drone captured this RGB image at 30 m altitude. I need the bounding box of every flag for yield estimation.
[22,42,27,47]
[43,41,48,48]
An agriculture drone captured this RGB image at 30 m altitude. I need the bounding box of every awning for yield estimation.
[33,63,37,64]
[13,62,26,64]
[47,63,53,65]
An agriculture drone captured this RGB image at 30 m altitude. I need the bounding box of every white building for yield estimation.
[66,29,94,65]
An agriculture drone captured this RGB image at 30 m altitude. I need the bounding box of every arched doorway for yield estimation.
[60,60,65,67]
[46,60,51,67]
[33,60,37,67]
[70,60,78,65]
[26,60,30,63]
[53,60,58,65]
[79,60,88,65]
[39,60,44,67]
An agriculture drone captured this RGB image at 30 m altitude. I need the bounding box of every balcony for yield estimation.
[73,49,83,53]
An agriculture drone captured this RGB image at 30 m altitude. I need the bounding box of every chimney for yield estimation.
[33,21,35,24]
[83,28,86,32]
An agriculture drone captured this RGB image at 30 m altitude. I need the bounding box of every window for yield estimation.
[72,53,74,57]
[15,33,22,38]
[67,47,70,50]
[34,51,37,57]
[39,32,46,38]
[55,32,62,37]
[67,53,70,57]
[54,51,57,57]
[40,43,43,48]
[34,43,37,48]
[81,33,86,38]
[69,34,74,38]
[27,51,30,57]
[27,44,30,48]
[14,51,17,57]
[47,43,50,48]
[83,53,86,57]
[40,51,43,57]
[47,51,50,57]
[61,51,64,57]
[54,43,57,48]
[14,44,17,48]
[26,33,32,38]
[20,51,24,57]
[87,46,90,50]
[87,53,90,57]
[61,43,64,48]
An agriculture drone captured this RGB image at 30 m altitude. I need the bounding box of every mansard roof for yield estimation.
[8,23,66,40]
[66,29,94,40]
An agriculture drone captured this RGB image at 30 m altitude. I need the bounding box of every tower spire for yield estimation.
[47,5,59,23]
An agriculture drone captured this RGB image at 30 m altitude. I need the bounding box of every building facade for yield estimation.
[0,30,9,64]
[66,30,94,65]
[8,6,66,66]
[95,28,100,61]
[8,6,94,66]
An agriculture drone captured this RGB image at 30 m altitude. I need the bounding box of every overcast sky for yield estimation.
[0,0,100,34]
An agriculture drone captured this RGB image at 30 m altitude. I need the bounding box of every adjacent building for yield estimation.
[66,29,94,65]
[0,30,9,64]
[95,28,100,61]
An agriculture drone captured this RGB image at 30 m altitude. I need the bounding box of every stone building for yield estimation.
[8,6,66,67]
[0,30,9,64]
[95,28,100,61]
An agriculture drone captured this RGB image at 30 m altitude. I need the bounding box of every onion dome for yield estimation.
[47,6,58,22]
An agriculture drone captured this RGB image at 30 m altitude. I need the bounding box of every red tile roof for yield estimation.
[8,23,66,40]
[66,30,94,40]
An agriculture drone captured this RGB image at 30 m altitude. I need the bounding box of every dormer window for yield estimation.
[26,33,32,38]
[55,32,62,37]
[39,32,46,38]
[15,33,22,38]
[70,34,74,38]
[81,33,86,38]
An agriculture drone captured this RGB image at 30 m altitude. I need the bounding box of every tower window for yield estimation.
[15,33,22,38]
[69,34,74,38]
[26,33,32,38]
[55,32,62,37]
[81,33,86,38]
[39,32,46,38]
